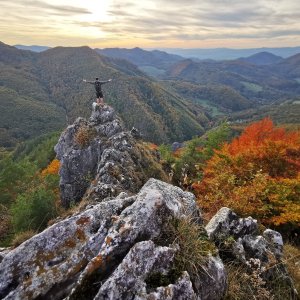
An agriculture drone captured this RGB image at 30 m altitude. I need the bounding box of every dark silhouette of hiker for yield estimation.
[83,77,112,107]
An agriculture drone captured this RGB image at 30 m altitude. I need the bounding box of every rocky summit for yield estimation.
[55,105,166,207]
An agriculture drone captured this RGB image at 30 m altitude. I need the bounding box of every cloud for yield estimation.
[0,0,300,47]
[95,0,300,44]
[0,0,91,16]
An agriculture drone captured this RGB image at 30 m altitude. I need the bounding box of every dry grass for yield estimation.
[283,243,300,294]
[74,125,97,148]
[47,196,93,226]
[12,230,36,248]
[224,260,273,300]
[224,244,300,300]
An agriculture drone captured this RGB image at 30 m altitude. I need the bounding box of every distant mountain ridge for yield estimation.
[157,46,300,60]
[95,47,185,77]
[14,44,51,52]
[12,43,300,60]
[96,47,183,67]
[238,52,283,65]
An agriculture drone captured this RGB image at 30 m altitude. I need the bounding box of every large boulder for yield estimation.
[0,179,226,300]
[55,105,166,207]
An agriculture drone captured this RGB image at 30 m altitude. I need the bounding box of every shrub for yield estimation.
[11,187,58,233]
[159,123,229,188]
[41,158,60,176]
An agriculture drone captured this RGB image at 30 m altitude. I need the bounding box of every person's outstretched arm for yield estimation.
[83,79,94,84]
[99,79,112,84]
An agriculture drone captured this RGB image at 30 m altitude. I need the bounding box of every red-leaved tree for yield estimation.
[193,118,300,232]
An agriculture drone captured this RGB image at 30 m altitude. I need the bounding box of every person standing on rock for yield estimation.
[83,77,112,108]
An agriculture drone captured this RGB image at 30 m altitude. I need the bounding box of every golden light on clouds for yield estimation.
[0,0,300,48]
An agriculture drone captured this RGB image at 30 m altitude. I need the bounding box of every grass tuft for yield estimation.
[155,216,217,283]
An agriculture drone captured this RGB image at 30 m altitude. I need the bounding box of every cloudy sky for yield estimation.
[1,0,300,48]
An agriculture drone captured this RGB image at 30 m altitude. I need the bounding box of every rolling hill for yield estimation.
[0,42,209,148]
[238,52,283,65]
[165,57,300,104]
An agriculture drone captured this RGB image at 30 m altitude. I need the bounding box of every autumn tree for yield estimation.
[194,118,300,232]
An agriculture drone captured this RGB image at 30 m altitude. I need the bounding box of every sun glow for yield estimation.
[58,0,113,39]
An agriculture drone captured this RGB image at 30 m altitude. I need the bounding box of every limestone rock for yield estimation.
[94,241,177,299]
[193,255,227,300]
[0,179,225,300]
[205,207,258,241]
[135,272,197,300]
[263,229,283,259]
[0,247,11,264]
[55,105,166,207]
[0,196,134,300]
[206,207,298,298]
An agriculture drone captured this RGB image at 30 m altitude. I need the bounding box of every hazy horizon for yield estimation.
[9,43,300,51]
[1,0,300,49]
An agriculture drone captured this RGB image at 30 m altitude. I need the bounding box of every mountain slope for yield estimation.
[0,42,209,147]
[0,87,65,148]
[162,80,253,114]
[270,53,300,79]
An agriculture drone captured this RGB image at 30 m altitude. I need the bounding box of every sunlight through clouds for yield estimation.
[0,0,300,48]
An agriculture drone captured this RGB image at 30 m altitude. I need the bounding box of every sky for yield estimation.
[1,0,300,49]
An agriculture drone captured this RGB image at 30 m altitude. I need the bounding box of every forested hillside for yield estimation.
[0,42,209,148]
[165,58,300,104]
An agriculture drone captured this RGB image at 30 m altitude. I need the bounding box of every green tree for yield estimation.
[11,186,57,233]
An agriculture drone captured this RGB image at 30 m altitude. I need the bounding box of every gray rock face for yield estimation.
[0,196,135,300]
[205,207,258,241]
[205,207,282,265]
[205,207,298,298]
[94,240,177,299]
[55,105,165,207]
[0,179,226,300]
[193,255,227,300]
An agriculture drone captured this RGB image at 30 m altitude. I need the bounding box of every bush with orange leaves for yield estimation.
[41,159,60,176]
[194,118,300,233]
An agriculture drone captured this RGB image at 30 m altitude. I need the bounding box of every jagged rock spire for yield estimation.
[55,104,165,207]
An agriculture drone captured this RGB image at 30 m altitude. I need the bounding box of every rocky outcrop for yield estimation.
[205,207,298,298]
[0,180,297,300]
[0,179,226,300]
[55,105,166,207]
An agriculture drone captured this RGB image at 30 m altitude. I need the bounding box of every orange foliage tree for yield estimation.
[41,159,60,176]
[194,118,300,231]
